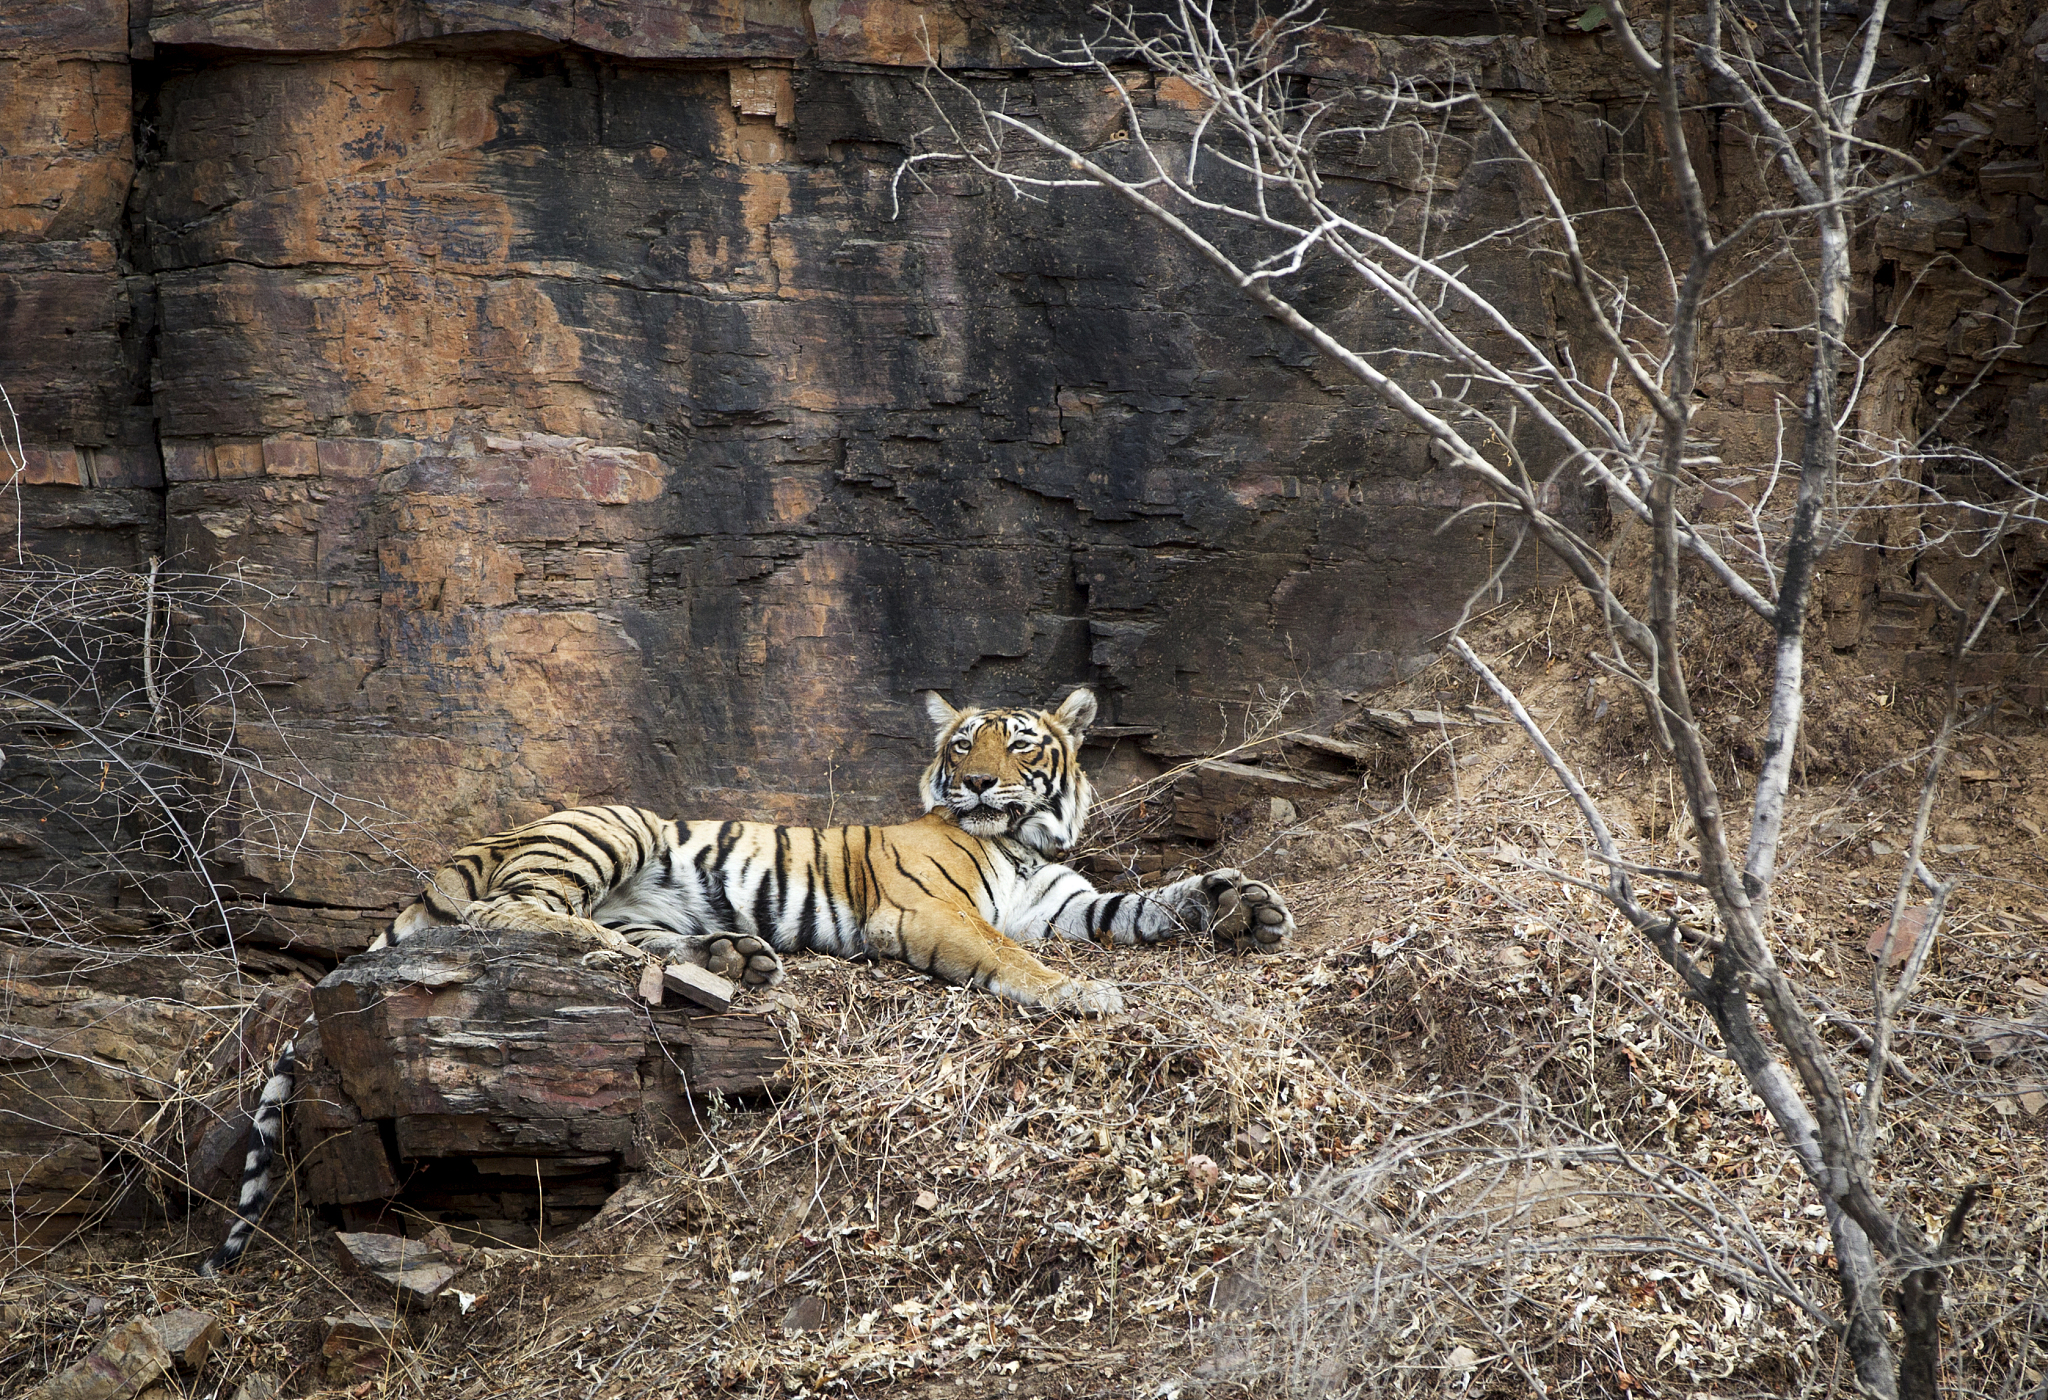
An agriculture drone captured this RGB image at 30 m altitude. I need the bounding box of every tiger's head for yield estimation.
[920,688,1098,855]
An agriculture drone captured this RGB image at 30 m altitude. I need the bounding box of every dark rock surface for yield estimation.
[286,926,781,1199]
[1,0,1642,942]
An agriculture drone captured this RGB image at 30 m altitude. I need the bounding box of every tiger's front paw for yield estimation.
[1045,978,1124,1017]
[1202,871,1294,954]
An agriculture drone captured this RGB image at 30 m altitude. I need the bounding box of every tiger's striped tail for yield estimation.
[197,1038,298,1277]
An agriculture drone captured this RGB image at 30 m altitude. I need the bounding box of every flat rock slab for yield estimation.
[336,1231,464,1303]
[336,1230,456,1272]
[659,960,735,1012]
[291,927,786,1206]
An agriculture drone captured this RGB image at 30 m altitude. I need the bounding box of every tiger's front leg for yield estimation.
[1029,865,1294,952]
[868,903,1123,1016]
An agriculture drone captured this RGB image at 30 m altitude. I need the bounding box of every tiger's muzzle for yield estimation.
[948,793,1030,837]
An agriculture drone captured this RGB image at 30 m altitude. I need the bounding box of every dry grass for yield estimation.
[5,590,2046,1399]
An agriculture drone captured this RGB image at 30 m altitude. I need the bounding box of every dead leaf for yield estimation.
[1866,905,1933,966]
[914,1189,940,1211]
[781,1295,826,1333]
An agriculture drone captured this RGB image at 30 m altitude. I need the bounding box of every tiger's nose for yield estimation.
[963,774,996,794]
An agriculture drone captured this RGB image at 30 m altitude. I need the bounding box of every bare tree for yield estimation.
[2,388,407,968]
[899,3,2045,1394]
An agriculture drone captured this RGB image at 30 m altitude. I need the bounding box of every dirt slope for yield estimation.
[6,593,2045,1399]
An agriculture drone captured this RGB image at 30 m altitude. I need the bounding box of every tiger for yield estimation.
[198,687,1293,1274]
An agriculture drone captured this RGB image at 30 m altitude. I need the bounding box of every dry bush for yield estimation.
[0,545,408,1275]
[0,557,404,953]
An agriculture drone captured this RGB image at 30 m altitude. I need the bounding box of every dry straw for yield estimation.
[6,600,2045,1399]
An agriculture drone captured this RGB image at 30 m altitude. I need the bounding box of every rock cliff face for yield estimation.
[4,0,2046,940]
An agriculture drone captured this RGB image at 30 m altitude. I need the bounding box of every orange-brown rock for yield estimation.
[1,0,2044,943]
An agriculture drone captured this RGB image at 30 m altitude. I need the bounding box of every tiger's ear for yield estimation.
[1053,688,1098,737]
[924,692,961,730]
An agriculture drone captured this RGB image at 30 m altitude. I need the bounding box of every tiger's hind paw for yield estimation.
[1202,872,1294,954]
[701,933,785,987]
[633,932,785,988]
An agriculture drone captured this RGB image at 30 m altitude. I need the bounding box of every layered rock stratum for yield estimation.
[3,0,2044,941]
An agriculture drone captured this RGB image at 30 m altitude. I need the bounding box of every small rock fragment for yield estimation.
[1866,905,1931,965]
[417,1224,474,1261]
[393,1263,459,1303]
[27,1315,172,1400]
[322,1311,403,1383]
[147,1310,222,1370]
[781,1295,826,1333]
[661,961,735,1012]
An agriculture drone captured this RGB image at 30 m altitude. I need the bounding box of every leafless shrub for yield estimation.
[0,555,404,965]
[2,399,412,1265]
